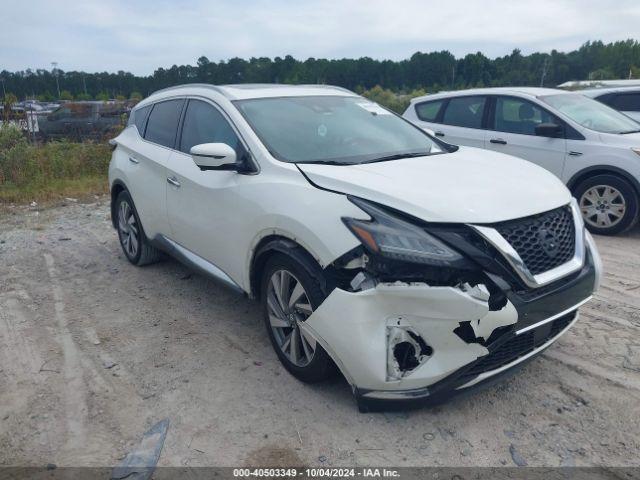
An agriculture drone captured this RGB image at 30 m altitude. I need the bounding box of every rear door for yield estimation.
[125,98,185,239]
[431,95,487,148]
[484,95,567,178]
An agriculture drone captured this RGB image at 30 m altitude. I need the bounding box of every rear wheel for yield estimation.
[260,253,336,382]
[115,191,161,266]
[574,174,639,235]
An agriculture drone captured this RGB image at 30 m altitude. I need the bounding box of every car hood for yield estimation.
[298,146,572,223]
[598,130,640,146]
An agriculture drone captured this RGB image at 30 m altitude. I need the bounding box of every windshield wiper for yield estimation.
[620,129,640,134]
[359,152,428,164]
[295,160,356,166]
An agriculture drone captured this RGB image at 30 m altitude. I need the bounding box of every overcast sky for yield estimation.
[3,0,640,75]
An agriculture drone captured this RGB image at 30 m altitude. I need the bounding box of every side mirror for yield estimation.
[535,123,564,138]
[190,143,237,171]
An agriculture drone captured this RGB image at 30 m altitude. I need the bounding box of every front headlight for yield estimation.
[342,197,464,266]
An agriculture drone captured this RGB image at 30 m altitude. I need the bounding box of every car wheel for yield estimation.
[260,253,336,383]
[115,191,161,266]
[574,174,639,235]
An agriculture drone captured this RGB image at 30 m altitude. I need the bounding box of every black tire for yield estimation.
[114,191,162,266]
[574,174,639,235]
[260,252,336,383]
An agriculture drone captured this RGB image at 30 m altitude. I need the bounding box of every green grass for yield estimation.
[0,125,111,204]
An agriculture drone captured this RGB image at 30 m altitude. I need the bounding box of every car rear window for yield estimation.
[441,96,486,129]
[144,99,184,148]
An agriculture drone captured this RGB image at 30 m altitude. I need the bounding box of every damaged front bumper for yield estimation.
[303,241,599,411]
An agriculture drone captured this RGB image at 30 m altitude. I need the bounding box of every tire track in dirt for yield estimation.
[43,253,89,455]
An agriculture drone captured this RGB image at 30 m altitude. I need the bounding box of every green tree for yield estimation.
[59,90,74,101]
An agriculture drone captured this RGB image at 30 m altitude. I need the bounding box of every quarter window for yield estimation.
[493,97,555,135]
[179,100,242,155]
[131,105,152,136]
[415,100,443,122]
[144,99,184,148]
[441,96,486,129]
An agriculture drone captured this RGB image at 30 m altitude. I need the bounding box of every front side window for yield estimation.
[493,97,555,135]
[144,99,184,148]
[541,93,640,134]
[50,107,71,120]
[611,93,640,112]
[179,100,241,155]
[234,96,440,164]
[415,100,444,122]
[441,96,486,129]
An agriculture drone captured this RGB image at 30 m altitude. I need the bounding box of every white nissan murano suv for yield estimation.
[109,84,602,411]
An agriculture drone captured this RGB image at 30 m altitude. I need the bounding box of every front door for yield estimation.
[165,98,253,285]
[485,96,567,178]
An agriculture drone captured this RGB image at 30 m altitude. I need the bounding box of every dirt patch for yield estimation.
[245,445,305,467]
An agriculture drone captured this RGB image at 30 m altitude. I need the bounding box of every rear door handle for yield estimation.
[167,176,181,188]
[490,138,507,145]
[568,151,583,156]
[128,157,139,164]
[434,131,445,137]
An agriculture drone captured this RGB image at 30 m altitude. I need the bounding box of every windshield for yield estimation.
[234,96,441,164]
[540,93,640,134]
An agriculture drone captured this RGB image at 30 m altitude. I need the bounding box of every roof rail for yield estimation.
[148,83,225,97]
[148,82,353,99]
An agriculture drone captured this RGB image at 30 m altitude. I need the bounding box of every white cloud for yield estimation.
[2,0,639,74]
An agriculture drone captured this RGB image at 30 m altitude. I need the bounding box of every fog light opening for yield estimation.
[387,326,432,381]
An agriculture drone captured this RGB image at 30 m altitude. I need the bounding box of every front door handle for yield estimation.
[434,131,445,137]
[128,157,139,164]
[490,138,507,145]
[167,176,181,188]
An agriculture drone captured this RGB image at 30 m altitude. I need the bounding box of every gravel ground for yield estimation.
[0,197,639,468]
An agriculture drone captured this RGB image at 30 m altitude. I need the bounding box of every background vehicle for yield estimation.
[108,84,600,410]
[404,87,640,234]
[582,87,640,122]
[38,101,126,140]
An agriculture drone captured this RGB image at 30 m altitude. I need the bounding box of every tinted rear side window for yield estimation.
[611,93,640,112]
[441,96,486,128]
[144,99,184,148]
[179,100,242,154]
[131,105,152,135]
[415,100,443,122]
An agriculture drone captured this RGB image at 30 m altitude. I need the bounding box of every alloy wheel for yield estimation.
[267,269,316,367]
[579,185,626,229]
[118,200,139,258]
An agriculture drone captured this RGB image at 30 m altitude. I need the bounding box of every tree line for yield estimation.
[2,40,640,101]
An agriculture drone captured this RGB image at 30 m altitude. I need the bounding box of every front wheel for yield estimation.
[574,174,639,235]
[260,253,336,383]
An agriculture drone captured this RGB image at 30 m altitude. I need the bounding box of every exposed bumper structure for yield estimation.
[304,239,600,411]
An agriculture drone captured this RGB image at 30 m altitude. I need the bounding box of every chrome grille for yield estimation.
[492,206,575,275]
